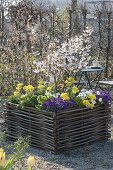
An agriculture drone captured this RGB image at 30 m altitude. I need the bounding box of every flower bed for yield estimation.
[5,77,111,153]
[5,102,111,154]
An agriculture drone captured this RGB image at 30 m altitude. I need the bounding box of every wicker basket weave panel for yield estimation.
[5,102,111,153]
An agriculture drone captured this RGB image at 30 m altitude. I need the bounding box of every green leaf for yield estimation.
[4,159,13,170]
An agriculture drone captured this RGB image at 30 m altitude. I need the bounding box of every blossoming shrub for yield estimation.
[8,77,111,111]
[33,26,93,86]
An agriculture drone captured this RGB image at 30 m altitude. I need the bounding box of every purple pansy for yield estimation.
[42,97,76,112]
[95,91,111,104]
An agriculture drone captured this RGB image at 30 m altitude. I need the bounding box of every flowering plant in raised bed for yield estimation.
[9,77,111,111]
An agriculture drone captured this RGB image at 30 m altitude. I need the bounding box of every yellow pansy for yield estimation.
[83,100,94,109]
[16,83,23,91]
[65,80,72,87]
[89,103,94,109]
[14,91,20,97]
[37,85,45,90]
[38,80,44,85]
[23,85,35,93]
[65,77,76,87]
[47,86,53,91]
[61,93,70,101]
[16,86,21,91]
[88,94,96,102]
[17,83,23,88]
[68,77,76,84]
[0,148,5,167]
[83,100,91,107]
[27,156,35,167]
[72,86,79,94]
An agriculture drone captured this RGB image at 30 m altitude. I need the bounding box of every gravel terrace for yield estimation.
[1,101,113,170]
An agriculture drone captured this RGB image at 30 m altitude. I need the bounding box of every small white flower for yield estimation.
[92,100,96,105]
[33,69,40,73]
[89,90,93,93]
[97,91,100,95]
[99,98,102,102]
[54,93,60,98]
[81,89,87,92]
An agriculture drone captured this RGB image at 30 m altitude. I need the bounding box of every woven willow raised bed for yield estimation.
[5,102,111,153]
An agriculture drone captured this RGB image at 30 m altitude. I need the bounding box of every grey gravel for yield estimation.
[27,138,113,170]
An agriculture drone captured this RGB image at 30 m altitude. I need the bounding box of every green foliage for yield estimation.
[19,94,38,108]
[73,96,84,107]
[35,95,48,110]
[8,96,20,105]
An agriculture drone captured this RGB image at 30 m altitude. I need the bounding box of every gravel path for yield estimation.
[1,103,113,170]
[28,139,113,170]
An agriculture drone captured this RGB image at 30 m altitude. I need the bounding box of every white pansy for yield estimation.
[45,91,54,98]
[54,93,60,98]
[97,91,100,95]
[99,98,102,102]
